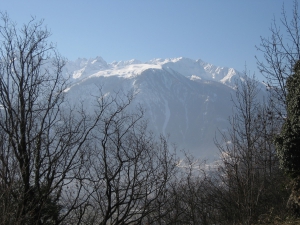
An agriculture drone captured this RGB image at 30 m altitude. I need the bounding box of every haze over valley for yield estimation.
[63,56,255,159]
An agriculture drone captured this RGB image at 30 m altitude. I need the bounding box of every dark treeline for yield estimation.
[1,1,300,224]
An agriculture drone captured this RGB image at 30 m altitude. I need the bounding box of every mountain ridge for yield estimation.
[64,56,239,88]
[63,56,251,159]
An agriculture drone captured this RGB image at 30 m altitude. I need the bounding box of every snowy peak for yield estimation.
[146,57,239,86]
[64,56,109,79]
[200,62,238,86]
[111,59,142,67]
[147,57,192,65]
[148,57,208,79]
[64,56,256,159]
[64,56,241,88]
[88,63,162,79]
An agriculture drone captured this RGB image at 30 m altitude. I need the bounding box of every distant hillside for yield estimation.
[63,56,262,159]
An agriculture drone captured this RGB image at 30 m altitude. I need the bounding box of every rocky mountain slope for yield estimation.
[63,56,243,159]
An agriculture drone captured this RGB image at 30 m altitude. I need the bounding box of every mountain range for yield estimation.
[63,56,244,160]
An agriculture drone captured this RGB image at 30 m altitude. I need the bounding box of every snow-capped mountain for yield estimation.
[64,56,239,87]
[63,57,242,159]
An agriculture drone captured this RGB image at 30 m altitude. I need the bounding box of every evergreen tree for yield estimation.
[275,60,300,215]
[276,60,300,178]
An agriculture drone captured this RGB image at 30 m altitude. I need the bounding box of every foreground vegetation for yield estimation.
[0,1,300,224]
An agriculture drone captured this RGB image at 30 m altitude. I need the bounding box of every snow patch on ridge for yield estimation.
[64,56,242,89]
[190,75,201,81]
[90,64,162,79]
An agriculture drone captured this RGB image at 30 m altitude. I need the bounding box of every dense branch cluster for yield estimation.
[0,13,176,225]
[0,1,300,224]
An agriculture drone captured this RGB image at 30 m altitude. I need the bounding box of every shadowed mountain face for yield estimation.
[64,57,241,159]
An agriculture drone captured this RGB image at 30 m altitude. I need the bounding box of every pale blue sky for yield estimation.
[0,0,297,80]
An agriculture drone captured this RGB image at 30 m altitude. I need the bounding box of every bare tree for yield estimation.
[0,12,104,224]
[256,1,300,218]
[256,0,300,115]
[154,154,219,225]
[67,93,177,224]
[214,74,288,224]
[0,13,178,225]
